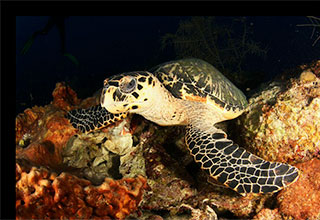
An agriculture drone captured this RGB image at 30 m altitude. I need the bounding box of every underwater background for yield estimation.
[16,16,319,115]
[15,16,320,220]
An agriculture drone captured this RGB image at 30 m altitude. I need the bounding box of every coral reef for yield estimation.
[52,82,81,111]
[16,82,144,183]
[277,158,320,220]
[63,115,147,184]
[85,175,147,220]
[253,208,282,220]
[16,162,148,220]
[300,59,320,77]
[16,60,320,219]
[15,83,78,168]
[178,204,218,220]
[16,81,266,219]
[16,82,149,219]
[236,60,320,163]
[190,175,270,218]
[142,141,196,211]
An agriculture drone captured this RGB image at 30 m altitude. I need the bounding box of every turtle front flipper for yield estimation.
[67,105,127,133]
[185,125,299,195]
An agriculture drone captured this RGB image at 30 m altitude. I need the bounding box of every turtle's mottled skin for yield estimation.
[67,58,299,195]
[67,105,127,133]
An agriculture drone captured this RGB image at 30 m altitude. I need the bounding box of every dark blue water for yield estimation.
[16,16,319,115]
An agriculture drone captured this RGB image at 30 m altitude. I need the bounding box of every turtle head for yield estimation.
[100,71,159,114]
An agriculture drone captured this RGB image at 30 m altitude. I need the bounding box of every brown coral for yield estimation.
[85,176,148,219]
[15,105,46,144]
[16,83,79,168]
[15,81,80,146]
[16,108,76,168]
[277,158,320,220]
[16,162,148,220]
[52,82,80,111]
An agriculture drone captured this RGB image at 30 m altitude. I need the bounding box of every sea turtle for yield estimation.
[67,58,299,195]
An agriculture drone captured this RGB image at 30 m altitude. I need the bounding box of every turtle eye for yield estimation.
[120,77,136,93]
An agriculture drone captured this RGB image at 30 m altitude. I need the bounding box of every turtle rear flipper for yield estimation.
[185,125,299,195]
[67,105,127,133]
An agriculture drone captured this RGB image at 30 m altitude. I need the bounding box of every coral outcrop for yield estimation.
[15,82,149,219]
[253,208,282,220]
[16,83,78,168]
[277,158,320,220]
[16,162,148,220]
[142,140,197,211]
[236,60,320,164]
[62,117,143,184]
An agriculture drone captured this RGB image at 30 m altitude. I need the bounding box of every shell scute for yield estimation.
[152,58,248,115]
